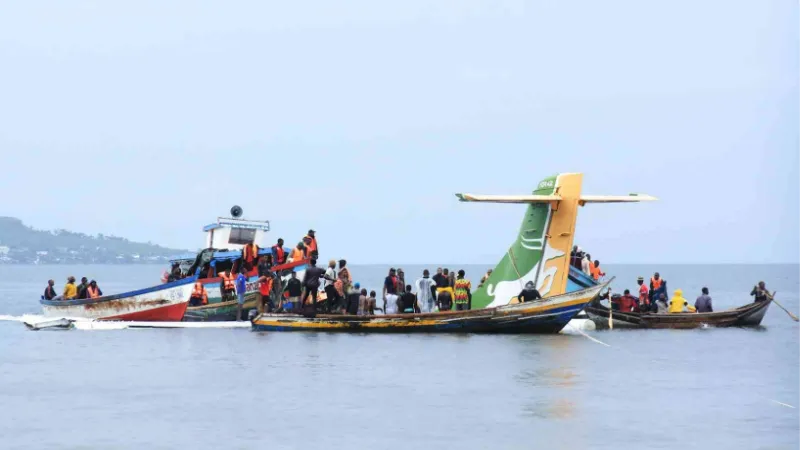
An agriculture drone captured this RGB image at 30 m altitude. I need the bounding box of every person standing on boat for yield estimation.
[433,267,447,289]
[383,268,400,314]
[399,285,419,313]
[649,272,667,302]
[43,280,57,301]
[366,290,378,315]
[750,281,772,302]
[570,246,582,269]
[234,268,248,321]
[695,287,713,312]
[590,260,605,281]
[637,277,649,310]
[257,270,275,313]
[272,238,287,265]
[322,259,338,313]
[284,271,302,311]
[518,281,542,303]
[258,255,273,277]
[303,230,318,260]
[336,259,352,303]
[346,282,362,315]
[189,282,208,307]
[397,268,407,295]
[415,269,437,312]
[437,288,453,312]
[220,271,236,302]
[581,253,592,276]
[301,258,326,312]
[453,270,472,311]
[445,269,455,288]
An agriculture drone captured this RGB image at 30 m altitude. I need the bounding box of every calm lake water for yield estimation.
[0,264,798,449]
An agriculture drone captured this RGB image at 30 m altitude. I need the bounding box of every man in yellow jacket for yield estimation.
[669,289,696,313]
[62,276,78,300]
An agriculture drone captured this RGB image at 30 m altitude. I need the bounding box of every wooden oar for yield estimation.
[770,291,799,322]
[607,288,613,330]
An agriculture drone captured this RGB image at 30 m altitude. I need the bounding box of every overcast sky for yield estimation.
[0,0,797,264]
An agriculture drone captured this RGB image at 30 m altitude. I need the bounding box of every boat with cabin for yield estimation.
[252,172,656,333]
[39,207,314,321]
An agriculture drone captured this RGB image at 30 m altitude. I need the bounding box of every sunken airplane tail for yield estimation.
[457,173,656,310]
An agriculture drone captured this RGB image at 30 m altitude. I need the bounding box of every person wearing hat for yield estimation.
[62,276,78,300]
[637,277,649,310]
[304,230,318,260]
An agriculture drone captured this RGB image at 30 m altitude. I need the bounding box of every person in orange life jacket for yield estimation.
[220,271,236,302]
[289,242,306,262]
[637,277,649,309]
[649,272,667,303]
[590,260,605,281]
[272,238,287,265]
[85,280,103,299]
[304,229,318,259]
[257,269,275,313]
[301,258,326,312]
[43,279,57,300]
[613,289,637,312]
[189,282,208,306]
[242,242,260,272]
[234,268,248,321]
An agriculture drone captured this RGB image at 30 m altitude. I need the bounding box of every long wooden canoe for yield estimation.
[251,281,608,333]
[584,300,772,329]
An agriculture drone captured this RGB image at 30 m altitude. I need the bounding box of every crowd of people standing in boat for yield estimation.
[570,246,606,281]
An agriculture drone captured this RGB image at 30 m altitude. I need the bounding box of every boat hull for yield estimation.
[584,300,772,329]
[252,282,607,333]
[40,278,192,321]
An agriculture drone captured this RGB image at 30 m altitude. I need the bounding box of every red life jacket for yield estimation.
[244,244,259,263]
[259,277,273,296]
[639,284,649,304]
[222,273,235,291]
[192,283,208,305]
[273,245,286,264]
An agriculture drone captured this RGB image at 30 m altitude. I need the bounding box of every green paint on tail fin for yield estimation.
[471,175,559,309]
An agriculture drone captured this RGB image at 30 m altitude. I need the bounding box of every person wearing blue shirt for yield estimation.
[235,268,248,321]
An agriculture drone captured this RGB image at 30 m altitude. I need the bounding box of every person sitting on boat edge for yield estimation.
[695,287,713,313]
[668,289,696,313]
[272,238,287,265]
[284,271,302,311]
[76,277,89,299]
[399,284,420,313]
[454,270,472,311]
[86,280,103,299]
[189,282,208,307]
[383,268,400,314]
[518,281,542,303]
[59,276,78,301]
[613,289,637,312]
[43,279,57,301]
[289,242,306,262]
[235,268,248,321]
[750,281,772,303]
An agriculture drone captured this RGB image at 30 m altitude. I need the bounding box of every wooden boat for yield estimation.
[40,278,193,321]
[584,300,772,329]
[252,280,610,333]
[253,172,655,334]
